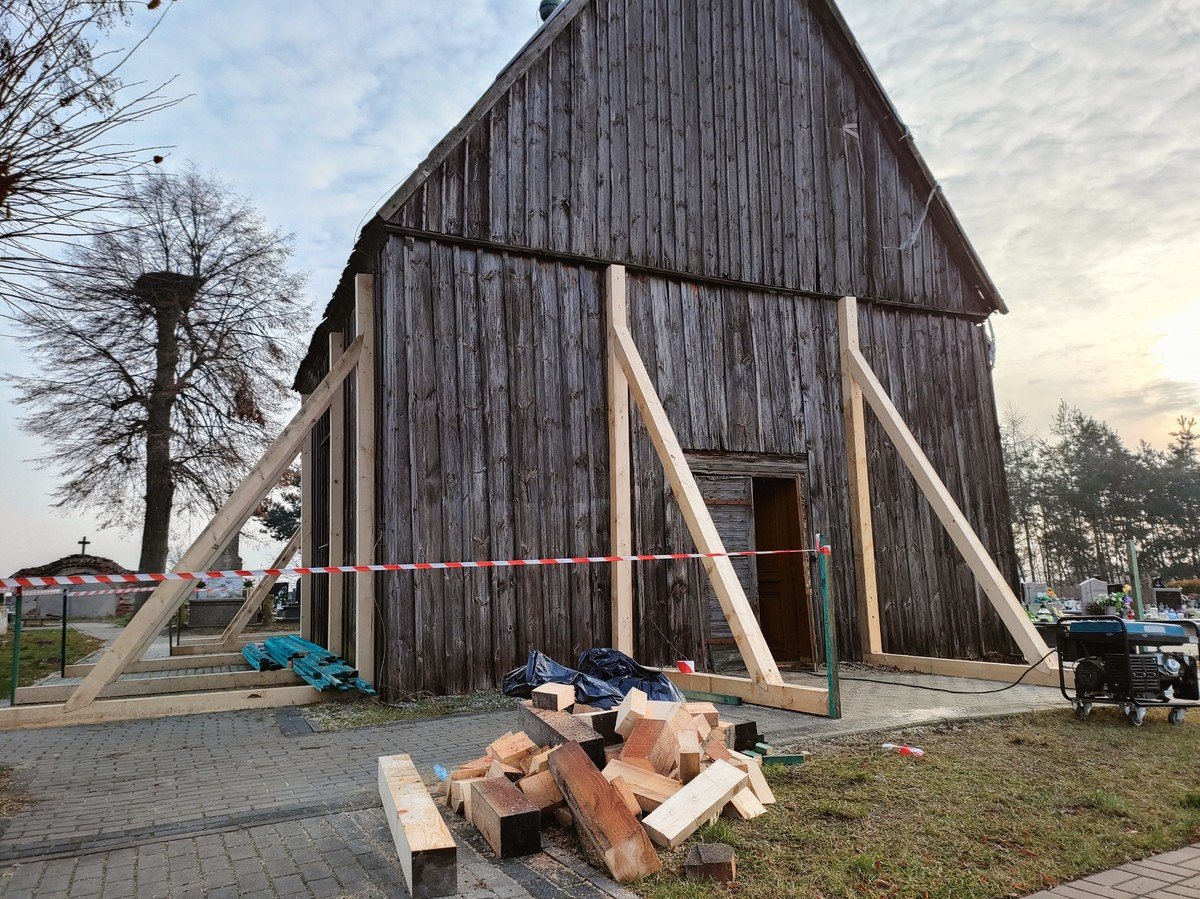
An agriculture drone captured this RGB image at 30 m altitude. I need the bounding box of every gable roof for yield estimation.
[297,0,1004,388]
[11,554,130,579]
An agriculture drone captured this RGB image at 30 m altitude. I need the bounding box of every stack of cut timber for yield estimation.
[440,685,773,883]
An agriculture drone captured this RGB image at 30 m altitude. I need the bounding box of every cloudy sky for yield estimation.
[1,0,1197,575]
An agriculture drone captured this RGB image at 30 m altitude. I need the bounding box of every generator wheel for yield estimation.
[1126,706,1146,727]
[1168,708,1186,726]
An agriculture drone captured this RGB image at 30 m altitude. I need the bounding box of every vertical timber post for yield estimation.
[606,264,634,657]
[60,589,68,679]
[837,296,882,657]
[300,393,313,641]
[819,547,841,719]
[327,331,346,654]
[354,274,376,682]
[1127,539,1144,620]
[9,588,22,705]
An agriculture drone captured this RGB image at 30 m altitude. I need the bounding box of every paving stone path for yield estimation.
[1029,845,1200,898]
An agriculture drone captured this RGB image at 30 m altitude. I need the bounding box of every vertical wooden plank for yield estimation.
[549,36,573,254]
[838,298,881,656]
[606,265,633,657]
[300,394,314,642]
[355,274,377,683]
[327,333,346,655]
[571,6,597,258]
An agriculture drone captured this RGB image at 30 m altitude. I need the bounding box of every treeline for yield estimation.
[1001,404,1200,586]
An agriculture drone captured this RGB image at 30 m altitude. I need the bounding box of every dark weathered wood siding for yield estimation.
[297,0,1020,695]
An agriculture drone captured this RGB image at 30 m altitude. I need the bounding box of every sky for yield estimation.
[1,0,1197,575]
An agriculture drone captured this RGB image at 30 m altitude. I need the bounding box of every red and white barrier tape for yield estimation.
[20,584,158,598]
[3,547,829,590]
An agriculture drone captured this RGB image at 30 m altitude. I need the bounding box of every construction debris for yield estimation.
[434,683,784,884]
[244,636,376,695]
[684,843,737,885]
[378,754,457,898]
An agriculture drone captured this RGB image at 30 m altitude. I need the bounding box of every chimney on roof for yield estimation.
[539,0,563,22]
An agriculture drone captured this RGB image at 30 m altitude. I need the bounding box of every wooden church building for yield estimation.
[292,0,1025,702]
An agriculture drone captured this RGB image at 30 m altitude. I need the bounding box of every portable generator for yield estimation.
[1056,617,1199,726]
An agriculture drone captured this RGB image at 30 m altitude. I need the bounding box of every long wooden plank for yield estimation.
[300,391,314,643]
[327,330,346,655]
[220,530,300,649]
[15,668,301,704]
[606,265,634,657]
[355,274,377,682]
[641,759,747,849]
[846,347,1052,666]
[378,754,457,898]
[517,702,605,769]
[64,653,246,677]
[171,632,298,657]
[0,685,321,731]
[611,322,782,686]
[62,337,363,712]
[664,670,829,715]
[869,652,1071,689]
[838,297,882,656]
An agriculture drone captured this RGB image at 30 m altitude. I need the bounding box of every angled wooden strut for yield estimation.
[837,296,1054,674]
[63,336,365,712]
[218,529,301,650]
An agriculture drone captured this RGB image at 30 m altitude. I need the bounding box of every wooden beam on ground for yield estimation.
[641,759,747,849]
[447,777,484,818]
[663,670,829,715]
[618,718,677,777]
[516,769,565,817]
[518,702,605,769]
[846,345,1053,667]
[327,330,346,655]
[300,391,314,642]
[171,632,297,656]
[354,274,377,682]
[14,668,301,704]
[63,338,363,713]
[615,686,647,739]
[612,322,782,686]
[548,741,661,883]
[220,530,300,649]
[868,652,1071,689]
[838,297,883,657]
[64,653,246,677]
[470,778,541,859]
[606,264,634,657]
[0,685,322,731]
[378,754,457,898]
[532,683,575,711]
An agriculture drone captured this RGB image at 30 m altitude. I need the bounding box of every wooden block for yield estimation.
[762,753,806,767]
[487,759,523,782]
[573,708,621,745]
[518,702,606,769]
[447,777,485,817]
[641,760,748,849]
[722,786,767,820]
[523,747,554,776]
[705,738,775,805]
[378,755,457,898]
[548,741,661,882]
[605,743,623,762]
[684,843,737,884]
[572,703,600,713]
[517,769,564,816]
[692,713,712,741]
[684,701,720,726]
[614,687,647,739]
[487,731,538,768]
[677,729,701,784]
[532,682,576,711]
[470,778,541,858]
[724,720,760,752]
[619,718,678,777]
[645,700,681,721]
[709,723,729,745]
[450,755,492,780]
[754,742,772,756]
[609,775,642,818]
[601,759,683,813]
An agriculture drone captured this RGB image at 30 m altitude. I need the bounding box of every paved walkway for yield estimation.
[1029,845,1200,898]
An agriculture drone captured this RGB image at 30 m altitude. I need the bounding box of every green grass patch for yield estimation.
[304,691,518,731]
[0,627,104,698]
[636,710,1200,899]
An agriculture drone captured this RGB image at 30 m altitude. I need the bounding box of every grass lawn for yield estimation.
[0,627,104,698]
[304,691,518,731]
[637,709,1200,899]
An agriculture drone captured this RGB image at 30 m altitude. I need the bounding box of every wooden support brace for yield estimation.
[844,341,1052,667]
[837,297,883,656]
[663,670,829,715]
[610,321,782,687]
[300,392,314,642]
[63,653,246,677]
[219,530,300,649]
[63,337,364,712]
[15,667,302,704]
[328,330,346,655]
[869,652,1071,689]
[355,274,377,682]
[606,265,634,657]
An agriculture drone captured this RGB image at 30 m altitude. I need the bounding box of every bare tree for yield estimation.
[11,166,308,579]
[0,0,176,306]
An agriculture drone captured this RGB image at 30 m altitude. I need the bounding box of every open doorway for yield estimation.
[753,478,817,666]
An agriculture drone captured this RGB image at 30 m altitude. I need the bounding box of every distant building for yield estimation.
[8,554,132,618]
